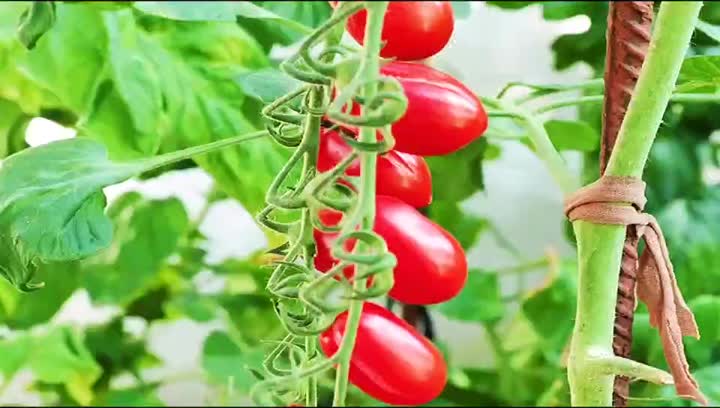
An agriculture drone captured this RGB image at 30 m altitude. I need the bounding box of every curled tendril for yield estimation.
[251,1,406,404]
[328,77,408,128]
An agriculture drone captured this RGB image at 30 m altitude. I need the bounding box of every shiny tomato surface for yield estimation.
[317,128,432,208]
[342,1,454,61]
[314,196,467,305]
[380,61,488,156]
[319,302,447,405]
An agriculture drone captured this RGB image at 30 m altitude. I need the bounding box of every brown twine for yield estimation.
[564,175,707,406]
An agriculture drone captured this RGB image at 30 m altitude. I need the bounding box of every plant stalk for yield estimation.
[331,2,388,406]
[300,86,323,407]
[567,2,703,406]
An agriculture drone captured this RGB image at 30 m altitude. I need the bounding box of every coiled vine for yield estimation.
[249,2,406,405]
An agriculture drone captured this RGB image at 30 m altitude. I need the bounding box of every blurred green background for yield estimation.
[1,1,720,406]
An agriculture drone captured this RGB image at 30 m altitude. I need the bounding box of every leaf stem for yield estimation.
[331,3,388,406]
[534,93,720,114]
[567,3,703,406]
[136,129,276,172]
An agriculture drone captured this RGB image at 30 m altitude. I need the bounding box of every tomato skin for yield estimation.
[314,196,467,305]
[381,61,488,156]
[343,1,454,61]
[375,195,467,304]
[319,302,447,405]
[317,128,433,208]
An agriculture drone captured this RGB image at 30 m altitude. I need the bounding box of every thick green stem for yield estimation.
[299,86,323,407]
[331,2,387,406]
[567,3,702,406]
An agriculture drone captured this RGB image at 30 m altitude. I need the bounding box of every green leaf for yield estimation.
[236,68,302,104]
[436,270,504,324]
[133,1,312,35]
[83,194,189,305]
[98,386,164,407]
[656,187,720,299]
[426,138,488,203]
[0,127,267,291]
[425,202,488,250]
[0,99,31,159]
[0,261,81,329]
[202,331,265,393]
[235,1,332,51]
[19,4,108,114]
[17,2,56,49]
[685,296,720,367]
[677,56,720,93]
[0,138,144,291]
[0,327,102,405]
[522,260,577,355]
[643,135,705,213]
[543,120,599,152]
[486,1,538,10]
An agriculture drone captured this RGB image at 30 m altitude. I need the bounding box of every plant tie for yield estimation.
[564,175,707,406]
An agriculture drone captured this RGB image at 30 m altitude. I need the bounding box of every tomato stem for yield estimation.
[567,3,702,405]
[331,2,388,406]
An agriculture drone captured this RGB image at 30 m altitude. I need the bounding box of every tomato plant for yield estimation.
[0,1,719,407]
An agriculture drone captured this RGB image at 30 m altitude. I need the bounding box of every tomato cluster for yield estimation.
[316,2,488,405]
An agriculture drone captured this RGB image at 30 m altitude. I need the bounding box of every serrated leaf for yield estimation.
[202,331,265,393]
[0,138,144,290]
[436,270,504,324]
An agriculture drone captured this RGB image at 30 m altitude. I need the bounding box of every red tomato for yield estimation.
[317,128,432,208]
[374,195,467,304]
[313,210,356,281]
[382,61,488,156]
[314,196,467,305]
[342,1,454,61]
[319,302,447,405]
[332,62,487,156]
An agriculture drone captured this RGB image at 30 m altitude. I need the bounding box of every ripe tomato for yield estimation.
[332,61,487,156]
[381,61,488,156]
[374,195,467,304]
[314,196,467,305]
[317,128,432,208]
[341,1,454,61]
[319,302,447,405]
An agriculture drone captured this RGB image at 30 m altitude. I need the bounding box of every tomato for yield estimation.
[313,210,355,281]
[382,61,488,156]
[332,62,487,156]
[319,302,447,405]
[317,128,432,208]
[314,196,467,305]
[341,2,454,61]
[374,195,467,304]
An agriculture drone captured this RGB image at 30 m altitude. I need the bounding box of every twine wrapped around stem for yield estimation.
[564,175,706,406]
